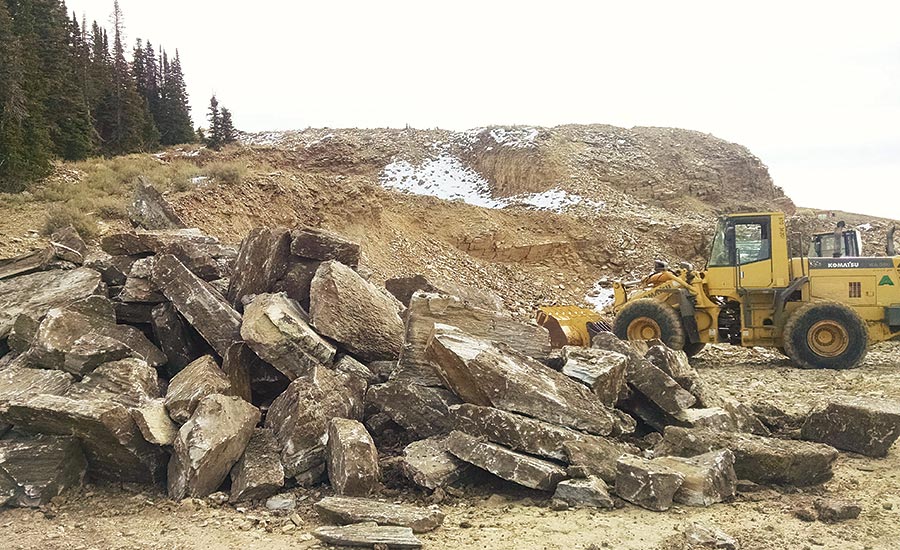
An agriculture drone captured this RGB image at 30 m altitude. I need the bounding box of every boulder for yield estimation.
[444,430,567,491]
[0,394,167,482]
[625,356,696,415]
[65,358,160,407]
[315,496,445,533]
[384,274,502,310]
[0,248,54,280]
[0,435,87,507]
[814,497,862,522]
[164,355,233,423]
[101,228,218,256]
[312,523,422,550]
[8,314,39,354]
[220,343,253,403]
[562,438,638,484]
[646,344,715,406]
[229,427,285,503]
[0,267,103,340]
[0,365,73,406]
[800,396,900,457]
[226,227,293,311]
[265,366,365,482]
[552,476,615,509]
[116,277,166,303]
[131,399,178,446]
[399,436,471,491]
[334,355,377,386]
[127,176,187,230]
[83,252,136,286]
[291,227,361,266]
[272,258,320,311]
[654,449,737,506]
[150,303,206,375]
[395,292,550,386]
[657,426,838,486]
[49,226,87,265]
[309,261,404,362]
[326,418,380,496]
[560,346,628,407]
[151,254,241,357]
[168,394,260,499]
[241,293,336,380]
[26,298,166,377]
[615,455,685,512]
[427,328,629,436]
[366,381,460,438]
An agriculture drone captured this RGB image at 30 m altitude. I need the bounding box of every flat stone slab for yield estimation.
[616,454,685,512]
[0,435,87,507]
[128,176,187,230]
[290,227,361,266]
[0,268,103,340]
[65,358,160,407]
[313,522,422,549]
[0,366,73,406]
[366,381,460,438]
[654,449,737,506]
[560,346,628,407]
[444,430,567,491]
[326,418,380,496]
[226,227,293,311]
[563,438,637,484]
[400,436,471,491]
[553,476,615,509]
[801,396,900,457]
[315,496,445,533]
[230,427,285,503]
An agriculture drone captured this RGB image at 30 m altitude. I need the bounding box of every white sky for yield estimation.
[65,0,900,219]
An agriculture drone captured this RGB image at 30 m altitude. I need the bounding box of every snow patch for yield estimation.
[585,284,615,311]
[857,223,873,231]
[507,188,605,212]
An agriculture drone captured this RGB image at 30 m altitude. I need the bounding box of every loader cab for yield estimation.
[705,212,791,298]
[809,229,861,258]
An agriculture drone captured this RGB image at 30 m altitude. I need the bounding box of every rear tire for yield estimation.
[613,299,686,351]
[783,302,868,369]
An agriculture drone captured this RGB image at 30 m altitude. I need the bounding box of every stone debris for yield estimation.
[131,399,178,446]
[326,418,380,496]
[127,176,187,230]
[315,496,445,533]
[679,522,739,550]
[553,476,615,509]
[168,394,260,499]
[399,436,471,491]
[444,430,567,491]
[560,346,628,407]
[0,435,87,507]
[229,428,285,503]
[0,268,102,340]
[312,522,422,549]
[615,454,685,512]
[654,449,737,506]
[164,355,234,423]
[813,497,862,522]
[800,396,900,457]
[366,381,460,438]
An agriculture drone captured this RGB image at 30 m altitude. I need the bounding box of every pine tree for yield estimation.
[206,94,223,149]
[158,50,194,145]
[0,1,33,190]
[219,107,236,145]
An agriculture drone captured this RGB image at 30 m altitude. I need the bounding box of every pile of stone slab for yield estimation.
[0,186,897,546]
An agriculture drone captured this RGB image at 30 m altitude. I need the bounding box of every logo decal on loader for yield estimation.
[880,275,895,286]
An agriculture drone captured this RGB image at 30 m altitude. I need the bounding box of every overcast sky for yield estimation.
[65,1,900,219]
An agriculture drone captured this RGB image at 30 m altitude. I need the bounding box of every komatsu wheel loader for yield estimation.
[538,212,900,369]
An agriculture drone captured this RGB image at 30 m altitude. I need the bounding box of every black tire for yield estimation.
[683,342,706,357]
[613,299,686,350]
[783,301,868,369]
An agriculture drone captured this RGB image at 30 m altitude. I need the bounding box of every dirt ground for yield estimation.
[2,343,898,550]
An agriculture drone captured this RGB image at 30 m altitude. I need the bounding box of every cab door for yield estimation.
[706,215,776,297]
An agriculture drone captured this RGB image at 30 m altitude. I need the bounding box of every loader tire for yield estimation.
[783,302,868,369]
[613,299,686,351]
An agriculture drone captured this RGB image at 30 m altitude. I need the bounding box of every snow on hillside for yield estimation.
[585,283,616,311]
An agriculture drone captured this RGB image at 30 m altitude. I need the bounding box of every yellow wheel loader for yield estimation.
[539,212,900,369]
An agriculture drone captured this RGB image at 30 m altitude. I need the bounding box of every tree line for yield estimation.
[0,0,196,192]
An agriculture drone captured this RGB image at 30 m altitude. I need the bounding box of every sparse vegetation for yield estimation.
[42,203,98,240]
[204,159,246,184]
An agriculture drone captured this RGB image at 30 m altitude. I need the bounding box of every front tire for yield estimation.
[783,302,868,369]
[613,299,686,351]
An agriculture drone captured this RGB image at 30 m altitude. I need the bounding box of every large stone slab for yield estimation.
[168,394,260,499]
[49,226,87,265]
[654,449,737,506]
[427,328,628,436]
[221,343,253,403]
[400,436,471,491]
[226,227,293,311]
[0,248,54,280]
[800,396,900,457]
[265,366,366,482]
[315,496,445,533]
[164,355,233,423]
[0,268,103,340]
[395,292,550,386]
[384,274,502,310]
[291,227,361,266]
[131,399,178,446]
[560,346,628,407]
[271,258,320,311]
[645,344,715,406]
[326,419,380,496]
[553,476,614,509]
[8,314,38,354]
[0,435,87,507]
[230,427,285,503]
[150,302,206,375]
[366,381,460,438]
[101,228,218,256]
[657,426,838,486]
[444,430,567,491]
[65,358,160,407]
[241,293,335,380]
[0,366,73,406]
[0,394,167,482]
[563,438,638,484]
[152,254,241,357]
[615,455,685,512]
[117,277,165,303]
[313,523,422,550]
[309,261,404,362]
[127,176,187,230]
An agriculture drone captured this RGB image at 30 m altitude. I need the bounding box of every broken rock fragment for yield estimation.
[560,346,628,407]
[400,436,471,491]
[366,381,460,438]
[49,226,87,265]
[326,418,380,496]
[150,302,206,375]
[168,394,260,499]
[615,455,685,512]
[0,267,102,340]
[800,396,900,457]
[563,438,637,484]
[553,476,615,509]
[814,497,862,522]
[164,355,233,423]
[291,226,361,266]
[230,427,285,503]
[0,435,87,507]
[385,274,502,310]
[654,449,737,506]
[131,399,178,446]
[315,496,445,533]
[65,358,160,407]
[444,430,567,491]
[312,522,422,550]
[127,176,187,230]
[226,227,293,311]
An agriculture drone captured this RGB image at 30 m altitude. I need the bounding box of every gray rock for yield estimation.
[0,365,73,407]
[646,344,716,405]
[230,427,285,503]
[265,493,296,512]
[366,381,460,438]
[291,226,361,266]
[150,303,206,375]
[444,430,567,491]
[131,399,178,446]
[334,355,377,386]
[152,254,241,357]
[0,435,87,507]
[220,343,253,403]
[553,476,614,509]
[680,523,739,550]
[164,355,233,423]
[83,252,136,286]
[657,426,838,486]
[65,358,160,407]
[560,346,628,407]
[271,258,320,311]
[226,227,293,311]
[615,454,685,512]
[399,436,471,491]
[384,274,502,310]
[117,277,166,303]
[8,314,39,354]
[0,268,103,340]
[326,418,380,496]
[315,496,445,533]
[814,497,862,522]
[313,522,422,550]
[0,247,54,280]
[562,438,638,484]
[241,293,336,380]
[49,226,87,265]
[800,396,900,457]
[626,356,696,415]
[654,449,737,506]
[265,366,365,482]
[127,176,187,230]
[167,394,260,499]
[309,261,404,362]
[101,228,217,256]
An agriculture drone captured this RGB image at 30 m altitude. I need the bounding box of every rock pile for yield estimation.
[0,189,895,547]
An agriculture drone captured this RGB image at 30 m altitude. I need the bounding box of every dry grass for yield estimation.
[42,203,99,239]
[203,160,247,184]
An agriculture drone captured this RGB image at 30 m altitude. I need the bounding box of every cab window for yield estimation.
[709,218,771,267]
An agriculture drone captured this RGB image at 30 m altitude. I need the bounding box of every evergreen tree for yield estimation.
[0,1,33,190]
[219,107,236,145]
[158,50,194,145]
[206,94,223,149]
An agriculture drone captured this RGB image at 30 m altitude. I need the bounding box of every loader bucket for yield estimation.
[536,305,607,348]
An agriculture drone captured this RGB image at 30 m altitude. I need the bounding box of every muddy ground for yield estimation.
[1,343,898,550]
